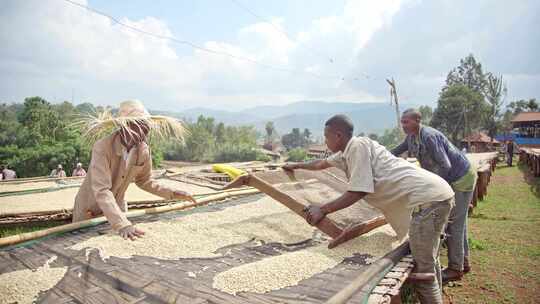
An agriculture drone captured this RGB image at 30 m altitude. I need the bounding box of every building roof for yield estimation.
[258,148,280,157]
[461,132,500,144]
[511,112,540,123]
[308,144,328,152]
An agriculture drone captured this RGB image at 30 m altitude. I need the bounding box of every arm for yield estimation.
[305,191,366,225]
[135,149,195,203]
[305,142,374,225]
[390,139,408,156]
[425,135,452,181]
[283,159,332,171]
[89,147,132,231]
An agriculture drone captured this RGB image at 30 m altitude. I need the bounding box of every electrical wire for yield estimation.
[60,0,356,81]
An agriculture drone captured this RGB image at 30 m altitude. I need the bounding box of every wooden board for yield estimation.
[223,169,387,248]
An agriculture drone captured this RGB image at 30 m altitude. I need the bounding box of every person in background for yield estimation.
[391,108,477,283]
[50,164,67,178]
[1,165,17,180]
[506,140,514,166]
[72,162,87,177]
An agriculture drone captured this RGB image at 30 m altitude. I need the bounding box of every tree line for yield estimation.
[379,54,537,149]
[0,98,270,177]
[2,54,537,177]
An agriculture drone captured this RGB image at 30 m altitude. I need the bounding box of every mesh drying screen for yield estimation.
[252,168,382,228]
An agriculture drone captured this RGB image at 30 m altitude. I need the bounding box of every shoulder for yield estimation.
[350,137,371,149]
[422,126,449,143]
[92,134,115,152]
[345,137,373,157]
[137,142,151,159]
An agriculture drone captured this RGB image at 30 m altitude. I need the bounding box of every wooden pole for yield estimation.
[0,188,260,248]
[328,216,387,249]
[246,175,343,238]
[386,78,404,140]
[325,242,410,304]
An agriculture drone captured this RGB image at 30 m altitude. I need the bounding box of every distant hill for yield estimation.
[152,101,412,137]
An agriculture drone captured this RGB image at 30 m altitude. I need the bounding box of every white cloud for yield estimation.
[1,0,536,111]
[0,0,405,109]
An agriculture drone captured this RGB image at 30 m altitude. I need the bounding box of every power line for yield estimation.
[228,0,335,63]
[60,0,349,81]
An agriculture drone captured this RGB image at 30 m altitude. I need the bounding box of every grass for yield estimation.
[402,158,540,303]
[0,222,66,238]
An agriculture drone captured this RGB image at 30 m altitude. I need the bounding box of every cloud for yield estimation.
[348,0,540,105]
[0,0,537,111]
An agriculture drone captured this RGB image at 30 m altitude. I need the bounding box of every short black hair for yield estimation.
[325,114,354,137]
[402,108,422,121]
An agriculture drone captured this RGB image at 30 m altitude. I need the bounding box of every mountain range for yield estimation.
[152,101,413,139]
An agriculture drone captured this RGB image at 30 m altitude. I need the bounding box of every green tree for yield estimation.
[483,73,507,140]
[378,128,401,150]
[264,121,277,144]
[418,105,433,125]
[163,115,261,163]
[18,97,60,145]
[214,122,225,144]
[303,128,312,144]
[286,148,309,162]
[0,97,92,177]
[0,103,21,146]
[368,133,379,141]
[445,54,487,94]
[431,84,488,143]
[75,102,97,115]
[282,128,303,150]
[507,98,538,114]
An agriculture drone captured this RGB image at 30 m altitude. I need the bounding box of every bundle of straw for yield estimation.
[73,101,189,144]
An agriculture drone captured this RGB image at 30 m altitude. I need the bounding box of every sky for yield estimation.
[0,0,538,111]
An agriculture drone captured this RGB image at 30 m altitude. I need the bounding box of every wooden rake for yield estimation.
[223,171,386,249]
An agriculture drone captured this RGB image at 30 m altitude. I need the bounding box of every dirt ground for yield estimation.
[441,161,540,303]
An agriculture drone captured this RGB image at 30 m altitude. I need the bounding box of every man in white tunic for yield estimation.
[283,114,454,304]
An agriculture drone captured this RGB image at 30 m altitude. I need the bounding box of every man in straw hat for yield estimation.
[73,100,195,241]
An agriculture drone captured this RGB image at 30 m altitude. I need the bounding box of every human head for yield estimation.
[57,164,63,170]
[76,162,82,168]
[324,114,354,153]
[400,108,422,135]
[117,100,151,148]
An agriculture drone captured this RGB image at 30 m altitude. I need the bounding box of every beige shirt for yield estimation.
[2,169,16,180]
[72,168,87,177]
[73,133,177,231]
[326,137,454,238]
[50,169,66,178]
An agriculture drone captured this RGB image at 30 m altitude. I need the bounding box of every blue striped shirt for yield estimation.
[391,126,470,183]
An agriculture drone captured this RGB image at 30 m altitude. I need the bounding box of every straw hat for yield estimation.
[117,100,150,118]
[76,99,187,143]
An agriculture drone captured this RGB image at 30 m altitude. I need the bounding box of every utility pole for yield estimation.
[386,78,404,139]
